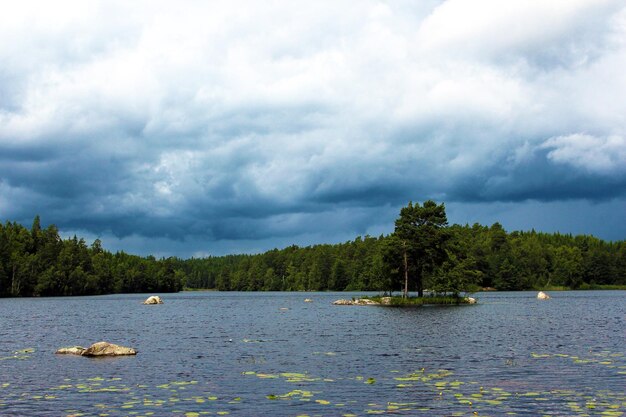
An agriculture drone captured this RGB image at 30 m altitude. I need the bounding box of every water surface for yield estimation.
[0,291,624,416]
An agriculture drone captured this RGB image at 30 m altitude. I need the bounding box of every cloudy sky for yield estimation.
[1,0,625,257]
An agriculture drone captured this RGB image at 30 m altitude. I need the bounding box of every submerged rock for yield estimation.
[55,342,136,356]
[143,295,163,305]
[55,346,86,355]
[537,291,550,300]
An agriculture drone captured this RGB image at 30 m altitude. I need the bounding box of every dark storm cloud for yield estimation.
[1,0,625,255]
[448,147,626,203]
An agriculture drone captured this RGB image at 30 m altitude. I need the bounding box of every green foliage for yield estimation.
[178,208,624,293]
[1,209,624,297]
[392,200,449,297]
[0,217,184,297]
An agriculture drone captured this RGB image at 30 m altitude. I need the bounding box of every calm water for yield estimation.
[0,291,624,416]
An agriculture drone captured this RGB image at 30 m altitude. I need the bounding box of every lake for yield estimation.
[0,291,624,416]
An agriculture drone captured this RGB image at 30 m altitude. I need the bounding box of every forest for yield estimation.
[1,202,625,297]
[182,202,626,294]
[0,216,184,297]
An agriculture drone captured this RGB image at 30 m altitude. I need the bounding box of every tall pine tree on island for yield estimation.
[391,200,450,298]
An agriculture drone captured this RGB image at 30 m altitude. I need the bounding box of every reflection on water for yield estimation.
[0,291,624,416]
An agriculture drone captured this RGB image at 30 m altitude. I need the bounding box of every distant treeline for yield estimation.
[182,223,626,292]
[0,216,184,297]
[1,214,625,297]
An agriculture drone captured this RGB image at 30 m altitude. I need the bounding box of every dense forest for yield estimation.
[182,210,626,294]
[0,216,184,297]
[1,203,625,297]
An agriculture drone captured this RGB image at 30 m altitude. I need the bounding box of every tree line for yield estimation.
[1,204,625,297]
[183,201,626,294]
[0,216,184,297]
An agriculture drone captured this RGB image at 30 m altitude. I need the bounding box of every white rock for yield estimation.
[333,298,380,306]
[143,295,163,305]
[537,291,550,300]
[332,299,354,305]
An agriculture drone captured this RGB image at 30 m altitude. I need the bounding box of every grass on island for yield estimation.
[363,295,474,306]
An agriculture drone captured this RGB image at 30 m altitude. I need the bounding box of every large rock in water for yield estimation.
[81,342,137,356]
[143,295,163,305]
[56,342,136,356]
[537,291,550,300]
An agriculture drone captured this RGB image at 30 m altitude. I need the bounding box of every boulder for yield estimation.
[465,297,477,304]
[304,298,313,303]
[333,299,354,305]
[537,291,550,300]
[81,341,137,356]
[55,346,86,355]
[55,342,136,356]
[332,298,380,306]
[143,295,163,305]
[353,298,379,306]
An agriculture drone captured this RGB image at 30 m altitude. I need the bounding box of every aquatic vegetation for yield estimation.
[1,349,624,416]
[0,348,35,361]
[530,350,626,372]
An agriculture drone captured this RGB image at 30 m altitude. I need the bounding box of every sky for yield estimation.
[1,0,625,257]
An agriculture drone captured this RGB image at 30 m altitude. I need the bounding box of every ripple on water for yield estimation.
[0,291,624,416]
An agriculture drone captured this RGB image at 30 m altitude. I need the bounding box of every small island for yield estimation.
[333,295,477,306]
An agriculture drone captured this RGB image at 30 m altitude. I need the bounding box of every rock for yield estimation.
[380,297,392,305]
[332,298,380,306]
[55,346,86,355]
[81,341,137,356]
[304,298,313,302]
[143,295,163,305]
[537,291,550,300]
[333,299,354,305]
[353,298,380,305]
[465,297,477,304]
[55,342,136,356]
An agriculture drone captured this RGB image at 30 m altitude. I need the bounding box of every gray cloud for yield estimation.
[1,1,625,255]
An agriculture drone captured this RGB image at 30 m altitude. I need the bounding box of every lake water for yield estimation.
[0,291,624,416]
